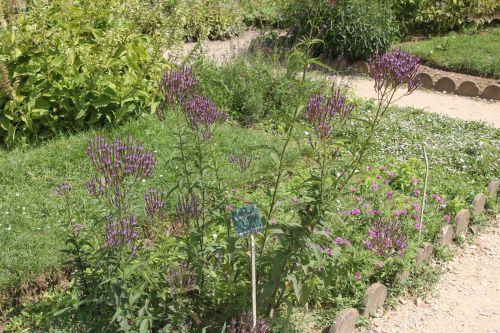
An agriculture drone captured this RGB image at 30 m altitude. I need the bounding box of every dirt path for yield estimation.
[181,31,500,128]
[364,219,500,333]
[341,76,500,128]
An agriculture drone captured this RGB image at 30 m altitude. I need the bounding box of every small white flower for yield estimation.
[212,233,218,240]
[304,131,310,136]
[142,179,146,183]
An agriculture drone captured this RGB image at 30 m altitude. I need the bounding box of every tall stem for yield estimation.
[419,146,429,240]
[174,110,192,190]
[260,46,311,255]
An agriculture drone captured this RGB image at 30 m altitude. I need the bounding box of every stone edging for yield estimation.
[351,60,500,101]
[328,178,498,333]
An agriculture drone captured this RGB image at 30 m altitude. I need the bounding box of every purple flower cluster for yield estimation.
[228,312,268,333]
[431,193,446,207]
[305,87,355,140]
[53,183,71,196]
[182,94,227,140]
[334,237,352,247]
[145,188,166,221]
[369,50,420,95]
[158,66,198,107]
[85,135,156,207]
[104,215,139,252]
[363,218,408,257]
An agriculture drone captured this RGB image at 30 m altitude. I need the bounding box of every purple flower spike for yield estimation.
[86,135,156,208]
[334,237,352,247]
[366,218,408,257]
[305,86,355,141]
[145,188,166,221]
[181,94,227,139]
[158,65,199,108]
[369,50,420,95]
[350,208,361,216]
[353,272,362,281]
[104,215,139,254]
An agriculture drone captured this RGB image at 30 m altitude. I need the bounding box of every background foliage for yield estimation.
[284,0,398,61]
[390,0,500,36]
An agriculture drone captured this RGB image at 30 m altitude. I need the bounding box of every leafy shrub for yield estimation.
[194,52,323,125]
[0,0,183,147]
[183,0,244,40]
[239,0,285,26]
[390,0,500,35]
[284,0,398,61]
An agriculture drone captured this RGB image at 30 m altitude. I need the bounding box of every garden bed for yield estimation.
[1,1,500,332]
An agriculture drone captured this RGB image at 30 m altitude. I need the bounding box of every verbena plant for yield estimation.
[9,47,463,333]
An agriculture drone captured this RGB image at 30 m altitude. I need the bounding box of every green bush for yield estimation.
[284,0,398,61]
[239,0,285,26]
[0,0,183,147]
[390,0,500,36]
[194,52,323,125]
[183,0,244,40]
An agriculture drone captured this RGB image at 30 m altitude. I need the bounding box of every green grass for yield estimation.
[0,102,498,296]
[0,114,301,293]
[397,26,500,78]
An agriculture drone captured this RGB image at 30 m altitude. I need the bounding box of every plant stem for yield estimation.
[419,145,429,240]
[260,45,311,255]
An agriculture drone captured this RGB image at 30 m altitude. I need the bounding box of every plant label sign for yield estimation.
[230,204,263,237]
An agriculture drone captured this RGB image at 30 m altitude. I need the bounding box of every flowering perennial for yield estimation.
[305,87,354,140]
[145,188,166,221]
[369,50,420,95]
[182,94,227,139]
[85,135,156,207]
[104,215,139,252]
[364,218,408,257]
[158,65,198,106]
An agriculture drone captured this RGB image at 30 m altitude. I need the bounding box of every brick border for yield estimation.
[351,61,500,101]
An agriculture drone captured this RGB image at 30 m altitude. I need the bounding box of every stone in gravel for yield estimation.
[455,209,471,235]
[457,81,480,97]
[329,308,359,333]
[416,243,434,264]
[481,84,500,101]
[488,180,498,198]
[396,270,410,283]
[435,77,457,93]
[363,283,387,317]
[416,73,433,89]
[352,61,370,75]
[438,225,454,245]
[472,193,486,216]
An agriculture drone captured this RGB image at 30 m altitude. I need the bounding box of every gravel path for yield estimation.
[340,76,500,128]
[365,220,500,333]
[181,30,500,128]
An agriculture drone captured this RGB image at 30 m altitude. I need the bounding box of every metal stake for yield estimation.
[250,233,257,328]
[419,145,429,240]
